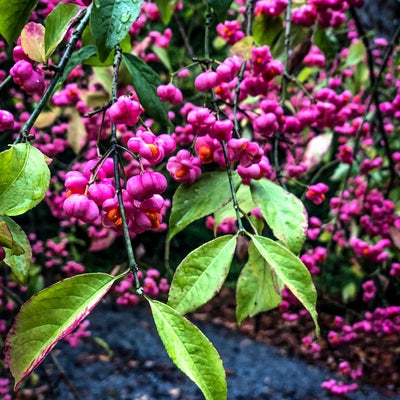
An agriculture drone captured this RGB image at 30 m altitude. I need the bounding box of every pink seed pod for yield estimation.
[21,70,46,95]
[156,83,183,105]
[0,246,5,261]
[126,171,167,201]
[209,119,233,141]
[63,194,100,223]
[65,171,88,194]
[194,70,220,92]
[108,95,142,126]
[87,181,115,206]
[10,60,34,82]
[0,110,14,132]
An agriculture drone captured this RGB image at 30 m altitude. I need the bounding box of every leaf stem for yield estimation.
[14,3,93,144]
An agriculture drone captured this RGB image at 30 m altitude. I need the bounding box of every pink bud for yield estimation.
[210,119,233,141]
[194,71,220,91]
[126,171,167,201]
[63,194,99,223]
[108,95,142,126]
[0,110,14,132]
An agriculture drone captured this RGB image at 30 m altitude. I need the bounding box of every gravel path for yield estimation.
[42,301,390,400]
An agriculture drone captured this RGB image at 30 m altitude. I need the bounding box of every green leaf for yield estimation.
[147,298,227,400]
[90,0,143,62]
[272,23,310,61]
[236,241,282,325]
[168,171,241,240]
[250,179,307,254]
[151,45,172,72]
[249,234,319,334]
[252,13,283,47]
[0,143,50,216]
[0,0,40,44]
[314,26,338,60]
[0,221,23,255]
[123,52,171,128]
[342,40,365,68]
[168,235,237,315]
[0,216,31,285]
[207,0,233,22]
[154,0,177,25]
[59,45,98,84]
[81,24,132,66]
[45,3,81,59]
[5,273,119,390]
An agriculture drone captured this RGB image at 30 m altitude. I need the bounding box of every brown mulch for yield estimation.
[190,287,400,398]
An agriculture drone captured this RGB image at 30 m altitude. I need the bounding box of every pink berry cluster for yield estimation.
[10,60,45,96]
[62,130,175,238]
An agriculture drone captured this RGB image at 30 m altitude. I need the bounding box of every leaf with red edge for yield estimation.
[5,272,121,390]
[21,22,46,63]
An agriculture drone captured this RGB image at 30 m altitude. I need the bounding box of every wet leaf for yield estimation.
[5,273,120,390]
[250,179,307,254]
[0,143,50,216]
[168,235,237,315]
[147,298,227,400]
[90,0,143,62]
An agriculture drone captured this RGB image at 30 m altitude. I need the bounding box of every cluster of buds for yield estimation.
[10,60,45,96]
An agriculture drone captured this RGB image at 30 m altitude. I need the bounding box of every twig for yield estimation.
[110,44,142,294]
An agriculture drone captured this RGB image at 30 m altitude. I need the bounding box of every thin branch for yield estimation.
[15,4,93,143]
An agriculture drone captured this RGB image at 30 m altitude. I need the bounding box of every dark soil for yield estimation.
[19,288,398,400]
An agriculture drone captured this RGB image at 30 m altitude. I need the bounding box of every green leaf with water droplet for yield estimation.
[168,171,241,240]
[168,235,237,315]
[236,240,282,325]
[0,216,30,285]
[123,52,171,128]
[5,273,120,390]
[249,234,319,335]
[0,0,40,44]
[0,143,50,217]
[44,3,81,59]
[250,179,307,254]
[147,297,227,400]
[90,0,143,62]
